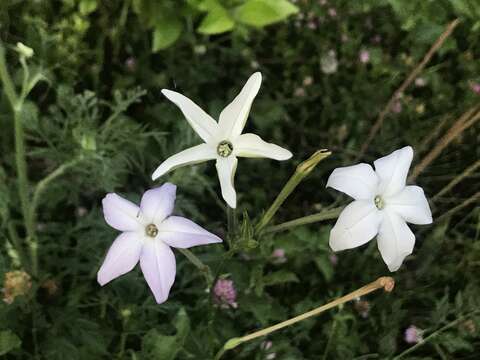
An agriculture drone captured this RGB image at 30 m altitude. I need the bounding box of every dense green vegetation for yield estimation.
[0,0,479,359]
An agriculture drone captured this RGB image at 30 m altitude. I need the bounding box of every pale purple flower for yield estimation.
[213,278,237,308]
[271,248,287,264]
[327,147,432,271]
[470,82,480,94]
[404,325,423,344]
[359,50,370,64]
[98,183,222,304]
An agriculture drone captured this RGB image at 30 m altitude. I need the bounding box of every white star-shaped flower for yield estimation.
[152,72,293,208]
[326,146,433,271]
[98,183,222,304]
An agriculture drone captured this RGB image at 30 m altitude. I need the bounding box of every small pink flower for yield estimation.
[329,254,338,266]
[359,50,370,64]
[328,8,337,17]
[404,325,423,344]
[213,279,237,309]
[470,82,480,94]
[271,248,287,264]
[392,100,402,114]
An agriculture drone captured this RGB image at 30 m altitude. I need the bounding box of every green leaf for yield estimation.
[235,0,298,27]
[263,270,299,286]
[198,5,235,34]
[79,0,98,15]
[152,18,182,51]
[0,330,21,356]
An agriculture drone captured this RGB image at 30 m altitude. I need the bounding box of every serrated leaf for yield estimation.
[235,0,298,27]
[0,330,21,356]
[152,18,182,51]
[198,5,235,34]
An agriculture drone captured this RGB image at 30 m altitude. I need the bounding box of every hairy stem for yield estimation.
[256,149,331,232]
[264,207,342,234]
[216,277,395,358]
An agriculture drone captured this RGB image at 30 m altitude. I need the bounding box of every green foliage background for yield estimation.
[0,0,479,359]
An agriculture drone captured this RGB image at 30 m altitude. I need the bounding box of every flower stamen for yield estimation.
[217,140,233,157]
[145,224,158,237]
[374,195,385,210]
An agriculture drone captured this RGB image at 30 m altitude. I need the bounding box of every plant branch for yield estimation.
[435,191,480,223]
[178,248,214,287]
[264,207,342,234]
[432,159,480,202]
[215,277,395,359]
[256,149,331,233]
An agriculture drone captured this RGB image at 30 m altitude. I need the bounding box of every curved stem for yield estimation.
[264,207,342,234]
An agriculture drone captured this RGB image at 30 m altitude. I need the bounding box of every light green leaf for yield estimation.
[79,0,98,15]
[152,19,182,51]
[235,0,298,27]
[198,5,235,34]
[0,330,21,356]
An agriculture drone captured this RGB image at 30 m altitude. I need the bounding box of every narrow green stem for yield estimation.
[392,310,480,360]
[215,277,395,359]
[264,208,342,234]
[227,206,237,238]
[256,150,331,233]
[7,222,26,266]
[178,248,214,287]
[0,43,19,108]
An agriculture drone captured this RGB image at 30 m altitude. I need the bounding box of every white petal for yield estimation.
[377,210,415,272]
[374,146,413,197]
[140,240,176,304]
[329,200,382,251]
[162,89,219,143]
[215,157,238,208]
[218,72,262,139]
[158,216,222,248]
[97,232,142,286]
[102,193,141,231]
[152,143,216,180]
[234,133,292,160]
[140,183,177,224]
[326,163,379,200]
[386,186,433,225]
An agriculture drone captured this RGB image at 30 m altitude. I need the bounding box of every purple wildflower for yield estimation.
[271,248,287,264]
[404,325,423,344]
[359,50,370,64]
[213,279,237,309]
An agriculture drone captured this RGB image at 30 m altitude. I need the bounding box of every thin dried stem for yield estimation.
[216,277,395,359]
[417,115,450,155]
[432,159,480,202]
[358,19,460,159]
[409,107,480,182]
[435,191,480,223]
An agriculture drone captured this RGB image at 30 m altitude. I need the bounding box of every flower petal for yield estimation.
[162,89,219,143]
[386,185,432,225]
[140,240,176,304]
[140,183,177,224]
[374,146,413,197]
[326,163,379,200]
[377,210,415,272]
[218,72,262,139]
[158,216,222,248]
[215,157,238,208]
[329,200,382,251]
[152,143,216,180]
[97,232,142,286]
[102,193,141,231]
[234,133,292,160]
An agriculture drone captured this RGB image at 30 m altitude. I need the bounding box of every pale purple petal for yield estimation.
[329,200,382,251]
[97,232,143,285]
[374,146,413,197]
[326,163,379,200]
[377,210,415,272]
[386,185,433,225]
[140,240,176,304]
[102,193,141,231]
[157,216,222,248]
[140,183,177,224]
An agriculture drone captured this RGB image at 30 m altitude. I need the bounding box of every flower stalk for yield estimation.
[256,149,331,233]
[215,277,395,359]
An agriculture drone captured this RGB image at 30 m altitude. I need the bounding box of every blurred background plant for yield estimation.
[0,0,479,359]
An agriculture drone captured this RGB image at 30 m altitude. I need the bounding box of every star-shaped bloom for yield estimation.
[97,183,222,304]
[152,72,292,208]
[326,146,432,271]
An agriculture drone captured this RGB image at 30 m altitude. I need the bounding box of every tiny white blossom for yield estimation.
[326,146,432,271]
[152,73,292,208]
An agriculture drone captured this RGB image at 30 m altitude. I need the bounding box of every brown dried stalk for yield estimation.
[432,159,480,202]
[358,19,460,159]
[409,106,480,182]
[435,191,480,223]
[417,115,450,156]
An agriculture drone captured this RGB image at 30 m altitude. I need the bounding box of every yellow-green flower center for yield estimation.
[217,140,233,157]
[374,195,385,210]
[145,224,158,237]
